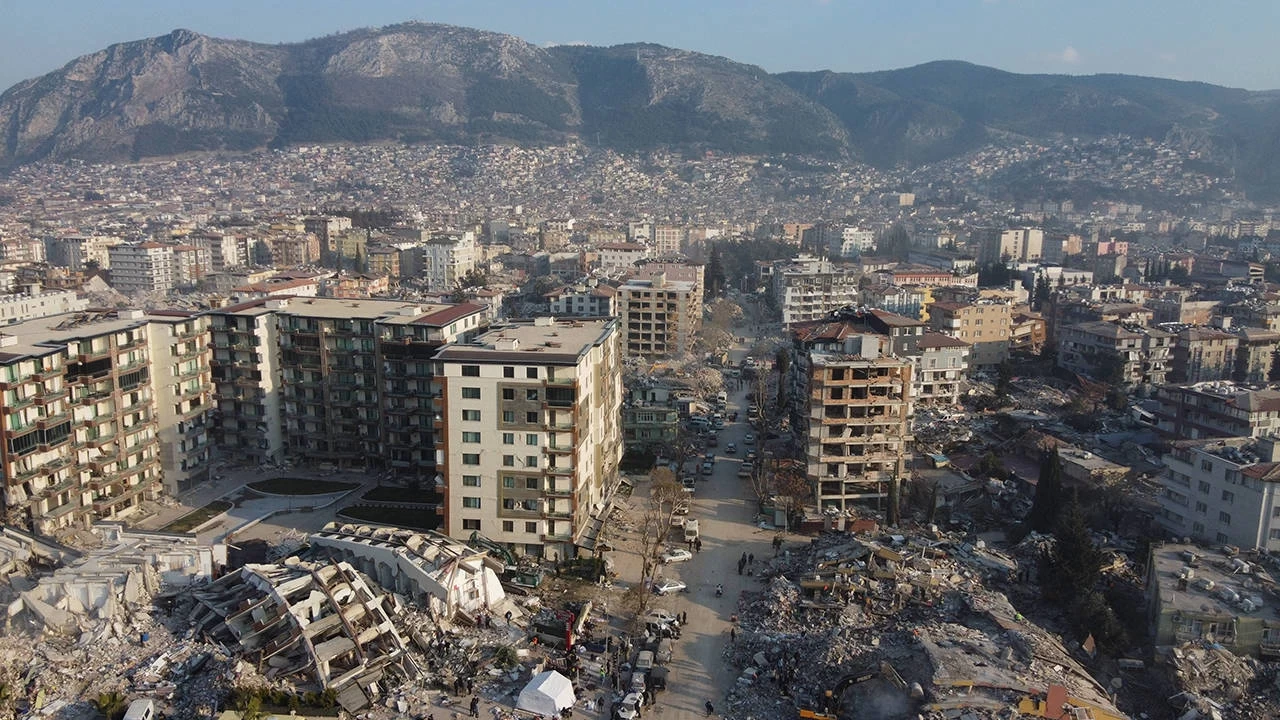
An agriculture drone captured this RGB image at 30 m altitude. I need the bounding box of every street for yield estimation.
[607,353,781,718]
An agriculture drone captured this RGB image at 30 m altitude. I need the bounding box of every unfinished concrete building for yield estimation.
[190,560,417,712]
[797,333,913,518]
[308,523,511,623]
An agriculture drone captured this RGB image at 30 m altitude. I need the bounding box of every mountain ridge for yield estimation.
[4,23,1280,196]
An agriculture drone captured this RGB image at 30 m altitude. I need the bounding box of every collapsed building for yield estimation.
[723,532,1129,720]
[189,559,418,712]
[307,522,519,623]
[2,523,216,634]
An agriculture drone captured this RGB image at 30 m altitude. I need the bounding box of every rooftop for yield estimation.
[0,309,160,361]
[433,317,616,365]
[1150,543,1274,616]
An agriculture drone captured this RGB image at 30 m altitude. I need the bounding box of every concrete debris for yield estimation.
[720,531,1130,720]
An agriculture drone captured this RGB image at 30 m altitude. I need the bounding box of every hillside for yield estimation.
[4,25,1280,195]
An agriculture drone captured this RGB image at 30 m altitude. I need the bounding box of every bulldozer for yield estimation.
[798,663,907,719]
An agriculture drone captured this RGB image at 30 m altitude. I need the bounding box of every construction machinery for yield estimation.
[798,663,905,719]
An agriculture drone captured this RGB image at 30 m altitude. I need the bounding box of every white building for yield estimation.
[0,283,87,325]
[546,283,617,317]
[831,227,877,258]
[145,313,214,494]
[422,232,478,291]
[980,228,1044,264]
[773,255,863,328]
[597,242,651,272]
[433,317,623,559]
[1158,437,1280,552]
[107,243,176,295]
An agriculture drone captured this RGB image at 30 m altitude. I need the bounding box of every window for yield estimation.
[462,431,481,443]
[1192,522,1205,534]
[1222,490,1235,503]
[462,365,480,377]
[526,433,539,446]
[525,521,537,533]
[504,366,515,378]
[503,432,515,445]
[462,475,481,487]
[503,455,515,467]
[502,388,515,400]
[462,497,481,509]
[503,476,516,488]
[526,455,539,468]
[502,410,516,423]
[526,389,539,401]
[462,453,480,465]
[1216,532,1229,544]
[462,519,481,530]
[462,387,481,399]
[1273,506,1280,518]
[1201,459,1214,472]
[502,521,514,532]
[462,409,481,421]
[1219,511,1232,525]
[526,411,539,423]
[1195,502,1207,513]
[1198,481,1211,494]
[526,477,539,490]
[526,368,538,379]
[1271,529,1280,540]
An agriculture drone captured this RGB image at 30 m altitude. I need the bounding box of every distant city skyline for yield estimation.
[2,0,1278,93]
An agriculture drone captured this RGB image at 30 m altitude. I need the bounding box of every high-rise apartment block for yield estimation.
[432,317,623,557]
[422,232,478,291]
[773,256,862,328]
[617,263,703,359]
[979,228,1044,264]
[927,300,1012,370]
[0,310,214,533]
[108,242,177,295]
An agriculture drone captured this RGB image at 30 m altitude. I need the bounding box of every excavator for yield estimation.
[797,663,904,719]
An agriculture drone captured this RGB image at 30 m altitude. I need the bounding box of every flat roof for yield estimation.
[1150,543,1265,616]
[0,311,155,361]
[433,318,615,366]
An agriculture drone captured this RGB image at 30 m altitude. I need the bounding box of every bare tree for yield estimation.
[772,460,812,532]
[651,467,685,532]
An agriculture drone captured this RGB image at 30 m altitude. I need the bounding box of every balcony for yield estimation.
[543,509,572,520]
[542,531,574,543]
[544,486,573,497]
[36,412,70,429]
[547,465,574,476]
[545,443,575,454]
[34,388,69,405]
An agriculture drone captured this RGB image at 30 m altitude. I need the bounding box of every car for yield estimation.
[681,478,696,495]
[661,548,693,564]
[653,578,687,595]
[615,692,642,720]
[738,463,753,479]
[706,434,719,447]
[746,451,757,463]
[725,443,738,454]
[744,434,755,445]
[701,461,714,475]
[645,610,681,627]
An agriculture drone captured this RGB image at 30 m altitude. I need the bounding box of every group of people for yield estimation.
[736,551,755,575]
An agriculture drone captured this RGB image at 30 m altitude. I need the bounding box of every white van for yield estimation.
[123,700,157,720]
[683,519,700,542]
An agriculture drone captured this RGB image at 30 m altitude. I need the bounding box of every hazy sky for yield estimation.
[2,0,1277,91]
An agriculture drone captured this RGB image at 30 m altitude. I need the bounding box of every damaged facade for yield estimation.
[190,559,418,712]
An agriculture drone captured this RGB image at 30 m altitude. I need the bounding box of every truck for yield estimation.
[683,519,700,542]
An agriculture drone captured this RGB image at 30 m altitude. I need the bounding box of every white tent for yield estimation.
[516,670,576,716]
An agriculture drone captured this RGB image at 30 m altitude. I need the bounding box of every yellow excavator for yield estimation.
[797,664,902,719]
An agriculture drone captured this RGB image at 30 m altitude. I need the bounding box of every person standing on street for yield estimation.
[705,700,715,716]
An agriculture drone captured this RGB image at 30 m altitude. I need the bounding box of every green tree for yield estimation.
[1025,448,1063,533]
[876,223,912,261]
[995,360,1014,398]
[1042,499,1104,601]
[775,347,791,412]
[93,690,128,720]
[252,239,274,266]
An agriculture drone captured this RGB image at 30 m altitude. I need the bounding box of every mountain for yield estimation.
[4,24,1280,196]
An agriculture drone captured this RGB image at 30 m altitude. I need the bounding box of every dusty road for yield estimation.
[609,359,782,719]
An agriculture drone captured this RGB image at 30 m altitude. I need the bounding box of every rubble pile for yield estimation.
[721,532,1131,720]
[1166,642,1280,719]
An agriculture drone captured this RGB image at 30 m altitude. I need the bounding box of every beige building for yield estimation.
[979,228,1044,264]
[927,301,1012,370]
[432,317,623,558]
[652,226,686,256]
[618,265,703,359]
[107,242,176,295]
[1057,321,1174,386]
[0,309,213,533]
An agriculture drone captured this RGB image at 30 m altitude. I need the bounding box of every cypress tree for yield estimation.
[1026,447,1064,533]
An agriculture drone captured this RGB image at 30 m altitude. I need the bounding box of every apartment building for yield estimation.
[421,232,478,292]
[107,242,176,295]
[0,283,87,325]
[772,256,862,328]
[979,227,1044,264]
[1170,327,1239,384]
[652,226,686,256]
[791,326,913,518]
[597,242,650,272]
[304,216,353,247]
[1154,383,1280,440]
[617,267,702,359]
[1157,437,1280,551]
[44,235,122,272]
[831,227,876,258]
[1058,321,1173,386]
[0,310,204,533]
[433,317,623,558]
[271,234,322,267]
[1234,328,1280,384]
[927,301,1012,370]
[171,245,208,287]
[546,283,617,317]
[193,232,246,273]
[914,333,970,405]
[208,301,289,466]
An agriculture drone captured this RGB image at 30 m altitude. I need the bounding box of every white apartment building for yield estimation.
[0,283,87,325]
[653,226,686,256]
[422,232,478,292]
[145,313,214,493]
[108,242,176,295]
[830,227,877,258]
[980,228,1044,264]
[772,256,863,328]
[1159,437,1280,552]
[546,283,617,317]
[433,317,623,559]
[43,235,122,271]
[617,267,703,359]
[914,333,971,405]
[597,242,651,272]
[193,232,245,272]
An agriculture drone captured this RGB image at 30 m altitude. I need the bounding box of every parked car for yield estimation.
[635,650,656,673]
[681,477,696,494]
[725,443,738,454]
[646,610,681,627]
[744,434,755,445]
[662,548,693,564]
[653,578,688,595]
[701,461,714,475]
[615,692,642,719]
[707,434,719,447]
